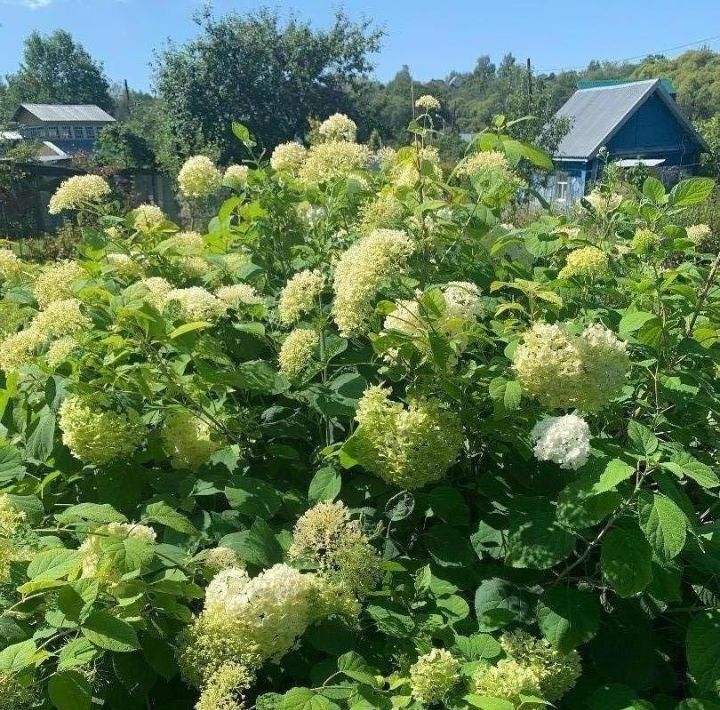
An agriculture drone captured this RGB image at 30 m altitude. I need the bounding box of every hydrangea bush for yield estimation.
[0,107,719,709]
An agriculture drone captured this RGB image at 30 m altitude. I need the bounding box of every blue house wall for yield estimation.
[605,93,701,167]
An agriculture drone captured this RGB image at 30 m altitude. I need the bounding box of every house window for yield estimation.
[60,126,72,139]
[30,127,45,139]
[73,126,84,140]
[47,126,59,139]
[555,173,569,202]
[85,126,96,139]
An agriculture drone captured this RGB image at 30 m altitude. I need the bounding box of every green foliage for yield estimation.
[0,113,718,710]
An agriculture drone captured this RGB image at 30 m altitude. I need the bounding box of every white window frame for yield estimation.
[555,173,569,202]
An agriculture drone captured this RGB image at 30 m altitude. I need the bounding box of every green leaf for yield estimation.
[474,578,530,632]
[221,518,283,567]
[537,586,600,652]
[168,320,213,339]
[0,444,26,483]
[232,121,256,148]
[601,526,653,597]
[687,609,720,694]
[669,177,715,207]
[642,176,666,203]
[26,549,81,581]
[424,523,477,568]
[505,498,575,569]
[26,408,55,462]
[281,687,337,710]
[48,670,92,710]
[143,501,197,535]
[639,492,687,559]
[225,478,282,519]
[464,695,514,710]
[661,451,719,489]
[141,635,178,680]
[593,459,635,494]
[426,485,470,527]
[627,421,659,457]
[454,633,502,661]
[308,466,342,504]
[55,503,127,525]
[82,611,140,652]
[57,638,99,670]
[618,310,657,339]
[337,651,380,687]
[57,579,99,624]
[0,639,37,672]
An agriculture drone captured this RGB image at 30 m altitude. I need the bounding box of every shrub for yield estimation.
[0,106,718,709]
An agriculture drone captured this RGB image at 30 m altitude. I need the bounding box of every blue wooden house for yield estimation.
[540,79,708,205]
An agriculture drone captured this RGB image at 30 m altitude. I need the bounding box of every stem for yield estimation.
[686,250,720,337]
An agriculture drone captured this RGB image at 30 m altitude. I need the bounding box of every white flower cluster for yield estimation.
[132,203,165,231]
[178,156,223,199]
[415,94,441,112]
[216,284,262,309]
[332,228,414,336]
[444,281,482,320]
[278,328,319,379]
[317,113,357,143]
[224,164,249,187]
[270,142,307,175]
[48,175,111,214]
[163,287,226,321]
[161,410,222,471]
[277,269,325,324]
[531,414,591,470]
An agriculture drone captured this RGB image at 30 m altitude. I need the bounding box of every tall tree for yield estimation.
[1,30,113,120]
[153,8,383,165]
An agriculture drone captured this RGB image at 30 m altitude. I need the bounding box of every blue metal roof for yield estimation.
[553,79,707,160]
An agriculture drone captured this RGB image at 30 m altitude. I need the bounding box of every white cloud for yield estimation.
[0,0,54,7]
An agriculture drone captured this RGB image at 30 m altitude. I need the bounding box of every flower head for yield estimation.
[33,261,86,308]
[48,174,110,213]
[196,663,254,710]
[585,190,622,213]
[358,194,406,232]
[444,281,482,321]
[216,284,263,309]
[514,321,630,412]
[289,501,380,595]
[559,246,610,279]
[59,396,144,466]
[201,547,243,576]
[45,335,78,368]
[687,223,712,245]
[32,298,90,339]
[106,253,143,279]
[270,142,307,175]
[161,410,222,471]
[415,94,441,112]
[277,270,325,325]
[132,203,166,231]
[531,414,591,470]
[353,386,463,489]
[299,141,371,184]
[409,649,460,705]
[278,328,318,379]
[224,164,249,187]
[332,229,414,336]
[0,249,25,282]
[631,228,660,254]
[163,287,226,321]
[317,113,357,143]
[178,156,223,199]
[135,277,174,309]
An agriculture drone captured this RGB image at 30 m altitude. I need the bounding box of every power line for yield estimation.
[535,32,720,75]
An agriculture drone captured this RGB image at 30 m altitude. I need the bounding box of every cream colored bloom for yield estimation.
[559,246,610,279]
[132,203,166,231]
[224,164,249,187]
[161,411,222,470]
[687,223,712,245]
[48,174,111,213]
[163,287,226,321]
[415,94,441,112]
[178,156,222,199]
[270,142,307,175]
[410,649,459,705]
[299,141,371,184]
[216,284,263,309]
[33,261,86,307]
[0,249,25,282]
[277,270,325,324]
[332,229,414,336]
[585,189,622,212]
[317,113,357,143]
[278,328,318,379]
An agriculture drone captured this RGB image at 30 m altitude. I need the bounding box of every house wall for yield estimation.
[537,163,588,208]
[606,94,700,167]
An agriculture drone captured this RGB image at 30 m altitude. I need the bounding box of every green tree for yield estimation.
[94,123,156,170]
[1,30,113,120]
[153,8,382,164]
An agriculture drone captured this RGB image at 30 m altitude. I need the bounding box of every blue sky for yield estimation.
[2,0,720,92]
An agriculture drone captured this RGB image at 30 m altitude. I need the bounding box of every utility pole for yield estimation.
[124,79,131,116]
[526,57,533,112]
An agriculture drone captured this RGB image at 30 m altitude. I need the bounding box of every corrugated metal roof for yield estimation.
[554,80,659,159]
[17,104,115,123]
